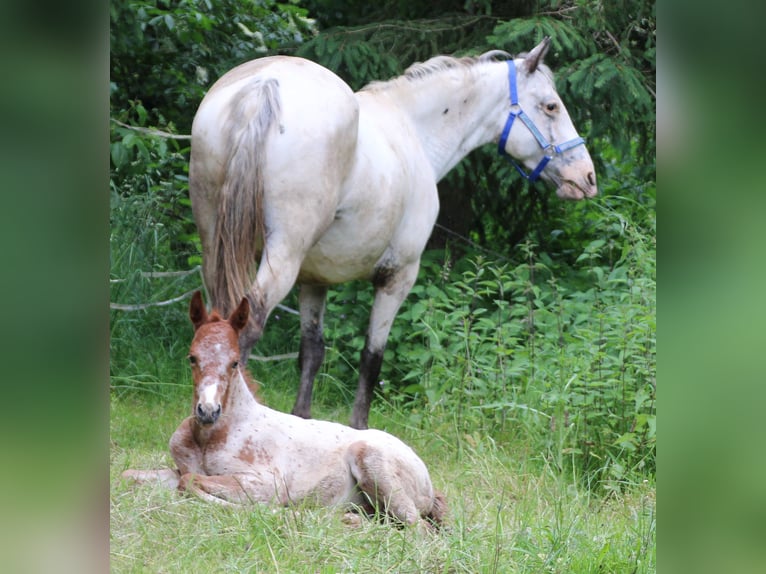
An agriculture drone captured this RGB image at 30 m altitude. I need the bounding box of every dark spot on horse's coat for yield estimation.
[206,423,230,450]
[279,124,285,134]
[442,108,449,115]
[237,438,256,464]
[372,264,397,289]
[253,445,272,465]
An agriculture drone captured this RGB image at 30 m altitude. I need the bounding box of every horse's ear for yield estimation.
[189,291,208,331]
[229,297,250,333]
[524,37,551,74]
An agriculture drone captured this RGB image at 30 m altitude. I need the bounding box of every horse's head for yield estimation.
[499,38,597,200]
[187,291,250,426]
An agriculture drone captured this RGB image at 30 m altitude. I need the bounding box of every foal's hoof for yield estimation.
[341,512,363,528]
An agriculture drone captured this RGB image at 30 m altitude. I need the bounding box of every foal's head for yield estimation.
[187,291,249,426]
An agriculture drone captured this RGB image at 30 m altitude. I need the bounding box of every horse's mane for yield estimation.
[406,50,512,80]
[360,49,555,92]
[360,50,512,92]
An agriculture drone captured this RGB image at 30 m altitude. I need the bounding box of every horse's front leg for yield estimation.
[121,417,201,489]
[121,468,180,489]
[351,262,420,429]
[178,473,280,506]
[169,417,205,475]
[292,284,329,419]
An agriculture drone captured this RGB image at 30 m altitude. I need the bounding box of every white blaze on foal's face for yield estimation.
[188,318,241,425]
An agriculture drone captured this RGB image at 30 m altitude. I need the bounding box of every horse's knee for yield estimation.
[347,441,416,524]
[347,441,381,496]
[177,472,197,493]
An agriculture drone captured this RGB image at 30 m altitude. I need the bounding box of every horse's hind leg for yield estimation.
[346,441,420,526]
[351,262,420,429]
[293,284,328,419]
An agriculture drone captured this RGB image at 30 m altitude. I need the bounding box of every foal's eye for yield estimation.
[231,361,239,370]
[188,355,197,365]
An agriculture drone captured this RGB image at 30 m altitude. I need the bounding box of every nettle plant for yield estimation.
[353,196,655,489]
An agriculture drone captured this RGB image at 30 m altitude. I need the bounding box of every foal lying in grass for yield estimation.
[123,291,446,529]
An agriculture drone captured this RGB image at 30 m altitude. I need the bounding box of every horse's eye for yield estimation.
[231,361,239,370]
[188,355,197,365]
[546,102,558,113]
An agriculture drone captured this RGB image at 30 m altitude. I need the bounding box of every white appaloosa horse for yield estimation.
[122,291,446,528]
[189,37,597,430]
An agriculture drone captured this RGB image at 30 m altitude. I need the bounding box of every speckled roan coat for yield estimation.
[125,292,446,528]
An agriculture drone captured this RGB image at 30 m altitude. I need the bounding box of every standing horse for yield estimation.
[190,37,597,429]
[124,292,447,528]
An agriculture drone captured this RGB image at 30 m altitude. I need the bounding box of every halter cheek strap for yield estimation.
[497,60,585,182]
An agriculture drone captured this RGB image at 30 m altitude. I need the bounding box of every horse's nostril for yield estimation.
[587,171,596,187]
[196,403,205,417]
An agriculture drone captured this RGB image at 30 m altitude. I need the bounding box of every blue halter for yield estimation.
[497,60,585,182]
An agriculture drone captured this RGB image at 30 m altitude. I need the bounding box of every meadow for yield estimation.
[110,190,655,572]
[111,387,654,573]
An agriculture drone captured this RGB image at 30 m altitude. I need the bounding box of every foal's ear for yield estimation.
[524,37,551,74]
[229,297,250,333]
[189,291,208,331]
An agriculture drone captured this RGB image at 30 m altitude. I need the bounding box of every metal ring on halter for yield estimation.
[544,144,557,157]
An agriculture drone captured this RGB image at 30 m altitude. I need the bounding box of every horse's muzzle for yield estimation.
[196,403,222,425]
[555,170,598,200]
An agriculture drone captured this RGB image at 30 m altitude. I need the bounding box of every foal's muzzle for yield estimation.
[196,402,222,425]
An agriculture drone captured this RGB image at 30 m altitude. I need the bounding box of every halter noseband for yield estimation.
[497,60,585,182]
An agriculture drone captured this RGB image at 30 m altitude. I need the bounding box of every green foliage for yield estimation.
[110,100,198,391]
[111,0,316,131]
[394,213,654,488]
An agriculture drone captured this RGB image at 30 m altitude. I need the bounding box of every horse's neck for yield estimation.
[387,63,508,181]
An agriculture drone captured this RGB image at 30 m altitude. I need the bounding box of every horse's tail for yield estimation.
[426,489,448,528]
[210,77,282,318]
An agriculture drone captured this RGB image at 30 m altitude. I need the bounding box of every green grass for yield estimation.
[111,384,655,573]
[110,175,655,572]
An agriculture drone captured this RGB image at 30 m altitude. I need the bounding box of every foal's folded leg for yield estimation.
[346,441,420,526]
[121,468,181,489]
[178,472,277,507]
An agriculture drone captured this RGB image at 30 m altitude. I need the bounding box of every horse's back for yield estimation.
[191,55,358,187]
[190,56,361,300]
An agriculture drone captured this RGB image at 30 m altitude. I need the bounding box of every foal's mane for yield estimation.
[206,310,224,323]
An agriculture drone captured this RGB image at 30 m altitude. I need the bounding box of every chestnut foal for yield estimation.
[122,292,446,528]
